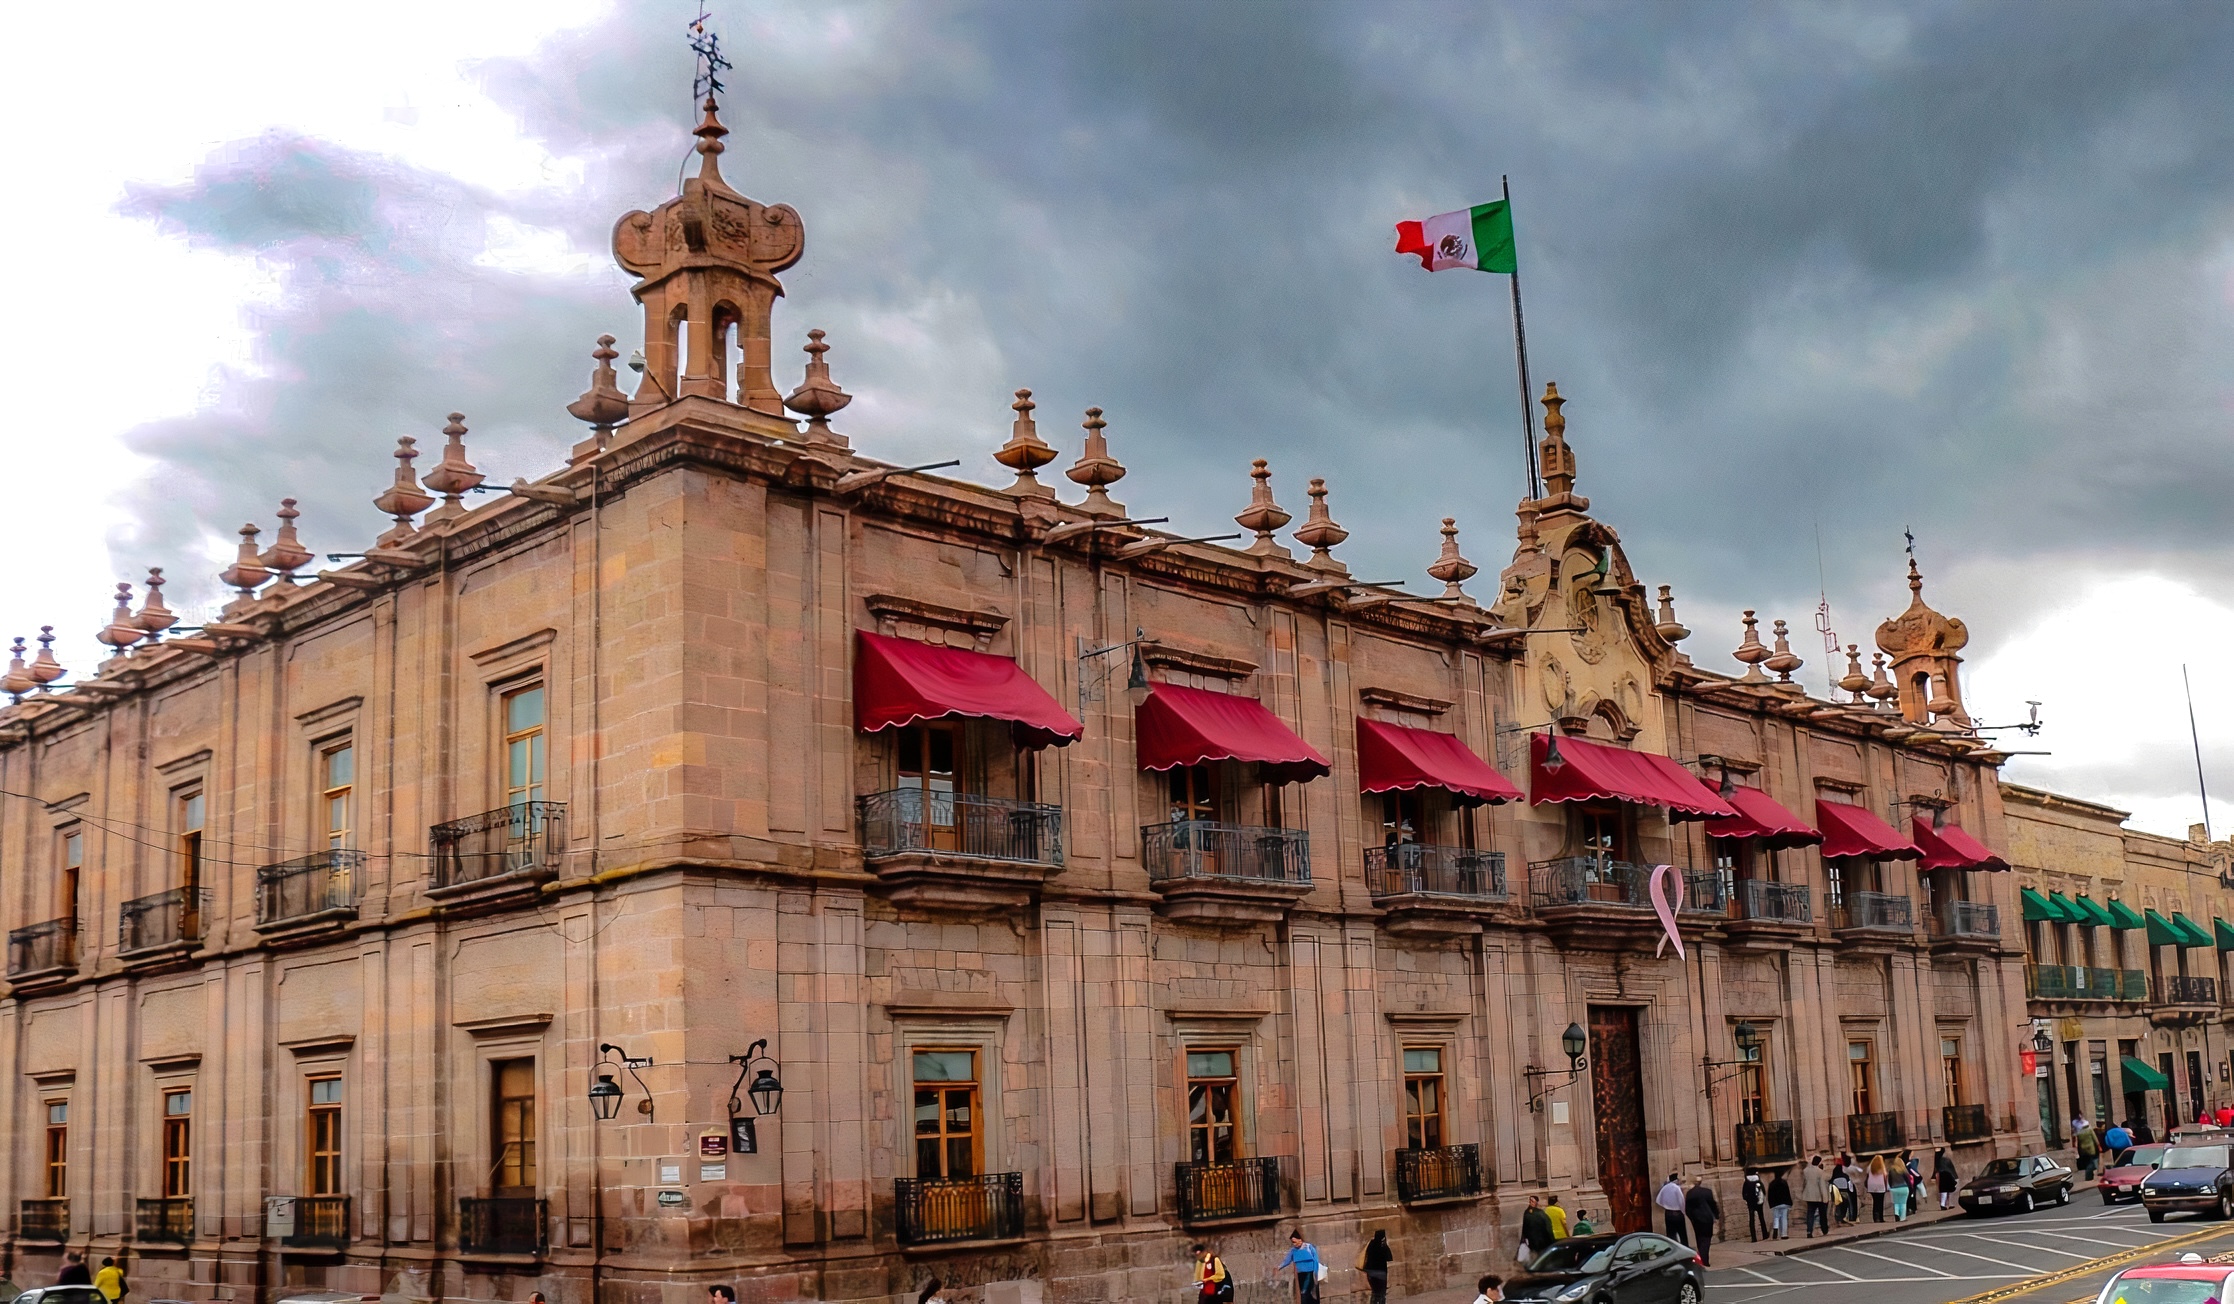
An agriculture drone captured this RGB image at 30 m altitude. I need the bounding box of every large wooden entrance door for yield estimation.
[1589,1005,1650,1233]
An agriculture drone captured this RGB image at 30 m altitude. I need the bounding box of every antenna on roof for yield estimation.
[689,5,732,108]
[1813,519,1839,698]
[2185,664,2213,844]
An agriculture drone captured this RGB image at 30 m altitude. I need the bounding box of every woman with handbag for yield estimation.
[1359,1231,1393,1304]
[1194,1245,1234,1304]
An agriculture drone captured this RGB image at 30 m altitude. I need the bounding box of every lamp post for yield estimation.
[1524,1022,1588,1112]
[1702,1022,1764,1165]
[728,1039,785,1154]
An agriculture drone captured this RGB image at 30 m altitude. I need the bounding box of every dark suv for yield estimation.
[2142,1142,2234,1222]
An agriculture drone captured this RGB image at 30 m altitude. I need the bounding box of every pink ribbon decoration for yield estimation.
[1648,862,1685,959]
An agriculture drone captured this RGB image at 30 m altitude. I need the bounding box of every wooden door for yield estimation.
[1589,1005,1650,1233]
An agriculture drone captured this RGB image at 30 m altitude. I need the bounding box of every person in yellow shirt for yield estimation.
[1545,1196,1569,1239]
[92,1256,126,1303]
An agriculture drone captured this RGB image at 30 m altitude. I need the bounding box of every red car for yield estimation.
[2103,1144,2170,1204]
[2091,1257,2234,1304]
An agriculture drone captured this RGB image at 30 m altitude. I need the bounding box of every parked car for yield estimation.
[2090,1255,2234,1304]
[1957,1153,2074,1214]
[12,1290,106,1304]
[2103,1144,2171,1204]
[2142,1143,2234,1222]
[1503,1232,1705,1304]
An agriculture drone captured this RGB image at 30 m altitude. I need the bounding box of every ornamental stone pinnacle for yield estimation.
[260,499,313,584]
[1765,618,1804,689]
[1293,479,1349,575]
[1427,519,1477,601]
[1234,459,1293,559]
[1065,408,1126,516]
[1532,381,1588,514]
[96,583,142,654]
[567,334,632,454]
[0,639,29,700]
[422,415,484,524]
[373,436,435,542]
[1733,610,1770,684]
[783,329,852,450]
[135,568,177,640]
[993,389,1057,499]
[219,524,271,600]
[1839,643,1871,700]
[1653,585,1690,643]
[29,627,63,687]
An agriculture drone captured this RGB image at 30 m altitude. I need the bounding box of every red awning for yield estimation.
[1356,719,1522,806]
[1912,816,2010,872]
[1705,786,1824,849]
[1814,800,1922,861]
[854,630,1083,749]
[1135,683,1331,784]
[1529,732,1738,820]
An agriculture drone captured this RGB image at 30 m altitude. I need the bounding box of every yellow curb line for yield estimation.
[1932,1222,2234,1304]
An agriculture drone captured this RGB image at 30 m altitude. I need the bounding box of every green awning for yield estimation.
[2215,918,2234,951]
[2124,1055,2171,1092]
[2176,912,2216,948]
[2147,908,2184,947]
[2108,898,2146,930]
[2022,887,2065,923]
[2071,895,2118,927]
[2048,892,2086,923]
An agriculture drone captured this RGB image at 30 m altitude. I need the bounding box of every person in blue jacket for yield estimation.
[1277,1229,1324,1304]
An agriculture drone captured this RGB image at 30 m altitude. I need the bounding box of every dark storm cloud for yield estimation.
[116,0,2234,677]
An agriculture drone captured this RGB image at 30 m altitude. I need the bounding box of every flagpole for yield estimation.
[1504,175,1541,500]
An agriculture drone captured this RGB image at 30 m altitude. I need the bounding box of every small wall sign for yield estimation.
[659,1162,683,1184]
[657,1189,688,1207]
[700,1163,727,1181]
[700,1131,728,1158]
[731,1115,759,1154]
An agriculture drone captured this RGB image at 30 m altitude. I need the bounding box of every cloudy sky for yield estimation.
[5,0,2234,836]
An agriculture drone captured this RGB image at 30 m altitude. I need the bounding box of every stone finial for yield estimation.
[692,94,731,191]
[1,639,31,700]
[1875,552,1972,727]
[135,568,177,640]
[1765,618,1804,687]
[1838,643,1870,700]
[1534,382,1588,511]
[1866,651,1897,707]
[260,499,313,584]
[1513,501,1542,559]
[1065,408,1127,516]
[373,436,436,541]
[97,583,143,654]
[783,329,853,450]
[1428,519,1478,601]
[1234,459,1293,557]
[566,334,631,437]
[1654,585,1690,643]
[1293,479,1350,574]
[29,628,64,688]
[993,388,1058,498]
[1732,610,1770,683]
[220,524,271,600]
[422,414,484,524]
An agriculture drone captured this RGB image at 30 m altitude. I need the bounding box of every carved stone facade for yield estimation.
[0,103,2039,1304]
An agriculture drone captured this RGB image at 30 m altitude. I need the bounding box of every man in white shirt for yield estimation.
[1655,1173,1689,1243]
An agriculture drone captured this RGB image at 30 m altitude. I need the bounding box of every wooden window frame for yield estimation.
[43,1100,66,1199]
[161,1088,192,1198]
[1574,803,1629,866]
[1167,764,1223,824]
[491,1057,537,1195]
[1848,1040,1876,1117]
[1184,1046,1244,1164]
[1738,1035,1769,1126]
[175,789,205,896]
[1942,1036,1966,1108]
[911,1047,983,1180]
[319,741,354,852]
[307,1075,344,1196]
[1402,1045,1447,1150]
[501,685,546,811]
[58,827,82,922]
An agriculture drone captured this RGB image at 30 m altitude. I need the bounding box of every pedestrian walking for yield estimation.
[1842,1154,1867,1223]
[706,1290,731,1304]
[1473,1275,1504,1304]
[915,1279,945,1304]
[1572,1209,1595,1236]
[1685,1177,1721,1266]
[1545,1195,1568,1240]
[1800,1155,1833,1237]
[1830,1158,1856,1224]
[1888,1154,1911,1222]
[57,1253,90,1286]
[1655,1173,1689,1243]
[1742,1168,1768,1241]
[2074,1118,2100,1181]
[93,1257,126,1304]
[1359,1230,1392,1304]
[2104,1122,2133,1160]
[1277,1229,1324,1304]
[1196,1245,1234,1303]
[1865,1154,1889,1222]
[1519,1196,1553,1266]
[1767,1170,1794,1239]
[1934,1148,1958,1209]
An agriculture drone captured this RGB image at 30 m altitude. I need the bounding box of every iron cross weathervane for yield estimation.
[689,6,733,106]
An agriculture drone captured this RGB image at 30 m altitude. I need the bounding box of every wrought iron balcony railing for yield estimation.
[8,917,77,977]
[1943,1103,1991,1143]
[279,1195,351,1247]
[1680,870,1728,915]
[1393,1144,1482,1202]
[1929,900,1999,940]
[1364,846,1506,901]
[1832,891,1912,933]
[2087,967,2129,1000]
[1529,857,1650,910]
[119,889,206,954]
[2027,963,2078,998]
[257,850,362,927]
[1734,1120,1798,1167]
[2156,974,2218,1006]
[18,1198,67,1241]
[2122,969,2151,1001]
[858,789,1063,866]
[458,1197,545,1255]
[1175,1156,1282,1222]
[135,1196,193,1244]
[1142,822,1309,886]
[430,803,564,890]
[1734,879,1812,925]
[892,1172,1025,1245]
[1847,1111,1903,1153]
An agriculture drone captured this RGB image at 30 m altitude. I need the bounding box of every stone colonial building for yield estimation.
[2002,784,2234,1145]
[0,98,2040,1304]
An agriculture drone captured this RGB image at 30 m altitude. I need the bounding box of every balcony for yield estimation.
[1944,1103,1991,1143]
[1680,870,1729,916]
[274,1195,351,1248]
[1365,846,1507,937]
[19,1198,68,1242]
[256,850,361,933]
[2122,968,2151,1000]
[1529,859,1673,950]
[2027,964,2139,1003]
[8,917,78,984]
[1175,1157,1283,1224]
[892,1173,1025,1246]
[1725,880,1812,949]
[119,889,205,959]
[1142,822,1311,925]
[2152,973,2220,1027]
[458,1197,545,1256]
[1927,900,2001,953]
[858,789,1064,911]
[1393,1144,1482,1203]
[1847,1111,1903,1154]
[1831,891,1914,948]
[429,803,564,900]
[135,1196,193,1244]
[1734,1120,1798,1168]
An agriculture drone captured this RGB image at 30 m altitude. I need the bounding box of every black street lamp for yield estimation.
[727,1039,784,1155]
[589,1043,655,1122]
[1703,1022,1762,1091]
[588,1073,624,1121]
[1524,1022,1589,1112]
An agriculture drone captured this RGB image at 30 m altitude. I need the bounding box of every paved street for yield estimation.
[1709,1198,2234,1304]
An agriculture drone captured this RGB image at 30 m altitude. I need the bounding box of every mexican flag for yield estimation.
[1395,200,1516,273]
